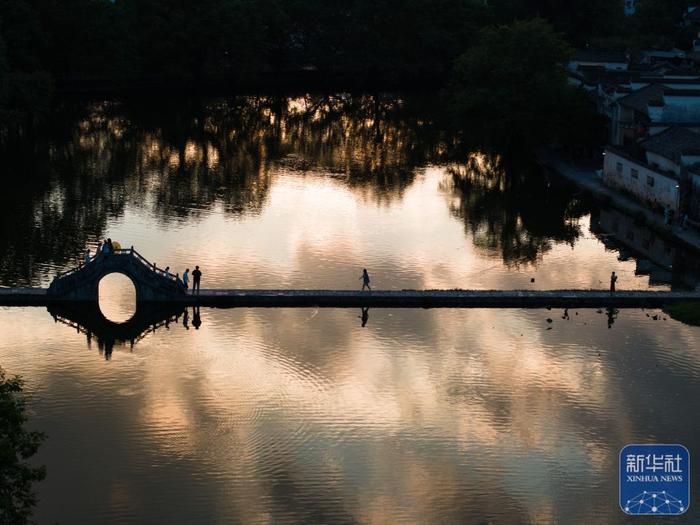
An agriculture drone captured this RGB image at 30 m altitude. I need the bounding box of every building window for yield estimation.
[646,176,655,187]
[616,162,623,173]
[631,169,639,179]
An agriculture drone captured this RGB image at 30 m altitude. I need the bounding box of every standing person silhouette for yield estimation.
[192,266,202,294]
[360,269,371,291]
[183,268,190,289]
[610,271,618,292]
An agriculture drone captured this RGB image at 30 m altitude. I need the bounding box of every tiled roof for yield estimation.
[618,84,665,112]
[639,127,700,160]
[658,104,700,123]
[641,49,686,59]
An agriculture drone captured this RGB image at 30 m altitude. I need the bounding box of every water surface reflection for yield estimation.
[1,306,699,524]
[4,95,698,291]
[2,94,441,286]
[2,95,700,523]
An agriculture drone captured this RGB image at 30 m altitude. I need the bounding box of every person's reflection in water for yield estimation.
[606,307,618,329]
[183,307,190,330]
[359,307,370,327]
[192,307,202,330]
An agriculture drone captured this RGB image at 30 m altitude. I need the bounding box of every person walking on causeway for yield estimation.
[360,269,371,291]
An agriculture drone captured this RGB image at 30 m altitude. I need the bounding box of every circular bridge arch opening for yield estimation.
[98,273,137,323]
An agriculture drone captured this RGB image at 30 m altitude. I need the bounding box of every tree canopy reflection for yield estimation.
[0,94,446,284]
[445,153,590,266]
[58,94,445,213]
[0,95,597,285]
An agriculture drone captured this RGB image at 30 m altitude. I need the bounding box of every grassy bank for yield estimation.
[664,301,700,327]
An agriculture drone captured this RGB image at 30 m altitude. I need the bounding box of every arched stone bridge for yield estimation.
[47,248,186,301]
[1,246,699,308]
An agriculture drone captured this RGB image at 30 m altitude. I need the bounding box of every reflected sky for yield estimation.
[1,306,699,524]
[0,95,700,289]
[81,167,675,293]
[1,95,698,290]
[2,95,700,524]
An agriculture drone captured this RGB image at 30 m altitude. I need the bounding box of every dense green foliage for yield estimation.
[0,368,46,525]
[448,19,606,146]
[631,0,692,49]
[0,0,491,87]
[490,0,694,51]
[0,0,645,91]
[0,0,684,146]
[586,0,697,52]
[490,0,625,46]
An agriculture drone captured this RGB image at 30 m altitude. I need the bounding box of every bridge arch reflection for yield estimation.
[48,302,188,359]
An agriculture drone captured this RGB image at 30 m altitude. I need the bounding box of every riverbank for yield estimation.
[537,150,700,254]
[664,301,700,326]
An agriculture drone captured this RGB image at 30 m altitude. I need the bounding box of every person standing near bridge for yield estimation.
[360,268,371,291]
[182,268,190,289]
[610,271,618,292]
[192,266,202,293]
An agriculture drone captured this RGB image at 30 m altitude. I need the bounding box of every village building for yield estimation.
[563,7,700,234]
[568,55,700,132]
[609,84,700,145]
[603,127,700,221]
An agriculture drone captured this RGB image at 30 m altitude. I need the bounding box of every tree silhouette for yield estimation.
[0,368,46,525]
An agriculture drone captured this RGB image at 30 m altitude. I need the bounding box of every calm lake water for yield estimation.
[1,95,700,524]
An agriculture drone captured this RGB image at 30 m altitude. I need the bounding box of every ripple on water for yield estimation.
[2,305,700,524]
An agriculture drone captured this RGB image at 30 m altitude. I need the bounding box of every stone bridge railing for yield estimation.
[48,247,186,302]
